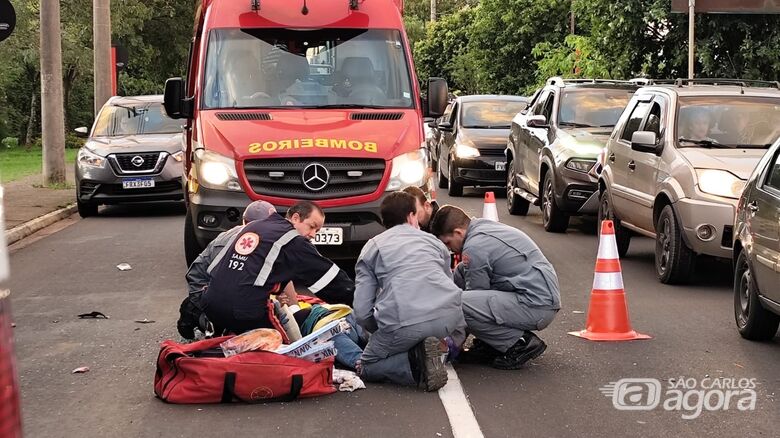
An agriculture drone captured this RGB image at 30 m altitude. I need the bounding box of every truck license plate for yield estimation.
[314,227,343,245]
[495,161,506,171]
[122,178,155,189]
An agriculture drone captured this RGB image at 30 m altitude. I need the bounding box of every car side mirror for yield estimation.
[631,131,662,155]
[426,77,449,118]
[527,115,548,129]
[163,77,193,119]
[438,121,454,132]
[74,127,89,138]
[427,120,438,128]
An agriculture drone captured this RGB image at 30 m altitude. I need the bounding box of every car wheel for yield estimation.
[438,164,448,189]
[76,197,98,218]
[597,189,631,257]
[734,250,780,341]
[541,172,569,232]
[506,162,529,216]
[654,205,695,284]
[448,160,463,197]
[184,211,204,267]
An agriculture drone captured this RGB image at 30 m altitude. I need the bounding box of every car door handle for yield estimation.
[608,153,616,162]
[747,201,759,213]
[628,160,636,171]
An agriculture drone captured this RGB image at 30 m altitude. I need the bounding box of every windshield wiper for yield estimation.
[463,125,493,129]
[731,143,773,149]
[311,104,389,109]
[559,121,593,128]
[678,138,730,148]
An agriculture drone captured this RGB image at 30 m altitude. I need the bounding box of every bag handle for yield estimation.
[220,372,303,404]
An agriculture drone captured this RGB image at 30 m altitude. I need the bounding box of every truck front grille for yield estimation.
[110,152,165,174]
[243,158,386,200]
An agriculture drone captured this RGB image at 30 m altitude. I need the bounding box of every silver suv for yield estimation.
[599,79,780,284]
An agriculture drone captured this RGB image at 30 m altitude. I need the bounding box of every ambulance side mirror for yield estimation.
[427,77,449,118]
[163,77,193,119]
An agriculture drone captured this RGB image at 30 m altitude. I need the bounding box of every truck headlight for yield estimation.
[565,158,597,173]
[455,143,480,158]
[695,169,746,200]
[195,150,242,191]
[77,148,105,168]
[386,148,429,191]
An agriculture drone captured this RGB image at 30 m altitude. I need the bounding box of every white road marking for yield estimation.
[438,364,485,438]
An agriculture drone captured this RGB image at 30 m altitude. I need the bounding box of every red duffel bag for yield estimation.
[154,336,336,404]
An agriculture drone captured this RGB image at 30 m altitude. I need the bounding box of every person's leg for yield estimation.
[461,290,527,353]
[331,333,362,370]
[359,326,425,386]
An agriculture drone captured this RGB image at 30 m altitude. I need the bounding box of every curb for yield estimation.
[5,204,78,245]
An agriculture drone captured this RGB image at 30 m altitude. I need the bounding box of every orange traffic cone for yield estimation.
[482,191,499,221]
[569,220,651,341]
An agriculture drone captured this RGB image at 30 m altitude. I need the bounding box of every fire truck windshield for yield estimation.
[203,28,415,110]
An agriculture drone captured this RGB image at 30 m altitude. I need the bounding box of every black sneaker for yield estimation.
[457,338,501,364]
[492,332,547,370]
[410,337,448,391]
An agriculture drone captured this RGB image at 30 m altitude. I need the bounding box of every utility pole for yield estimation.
[39,0,66,185]
[93,0,112,115]
[430,0,436,22]
[688,0,695,79]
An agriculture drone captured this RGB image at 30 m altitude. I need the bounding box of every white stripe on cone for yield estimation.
[482,201,498,221]
[597,233,620,260]
[592,271,625,291]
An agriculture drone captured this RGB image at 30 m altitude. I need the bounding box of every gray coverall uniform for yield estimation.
[354,224,466,386]
[185,226,243,296]
[456,219,561,353]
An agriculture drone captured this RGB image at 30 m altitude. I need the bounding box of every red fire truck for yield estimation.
[164,0,448,264]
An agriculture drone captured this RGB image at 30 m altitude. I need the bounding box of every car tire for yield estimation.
[184,211,204,267]
[438,164,448,189]
[448,161,463,197]
[597,189,631,257]
[77,198,98,218]
[654,205,695,284]
[506,162,529,216]
[541,172,569,233]
[734,250,780,341]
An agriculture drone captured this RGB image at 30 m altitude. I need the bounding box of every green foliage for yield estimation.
[1,138,19,149]
[0,147,77,183]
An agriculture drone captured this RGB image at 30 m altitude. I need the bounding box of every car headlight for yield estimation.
[565,158,597,173]
[77,148,105,168]
[455,143,480,158]
[386,148,429,191]
[194,150,242,191]
[171,150,184,162]
[695,169,746,200]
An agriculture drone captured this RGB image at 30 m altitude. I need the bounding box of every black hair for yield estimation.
[285,200,324,220]
[429,205,471,237]
[380,191,417,228]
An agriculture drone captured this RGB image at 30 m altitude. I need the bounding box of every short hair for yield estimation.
[243,200,276,222]
[286,200,324,221]
[402,186,427,206]
[380,191,417,228]
[430,205,471,237]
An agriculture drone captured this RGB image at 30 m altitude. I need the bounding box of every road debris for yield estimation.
[78,311,109,319]
[72,367,90,374]
[134,319,156,324]
[116,263,132,271]
[572,310,584,314]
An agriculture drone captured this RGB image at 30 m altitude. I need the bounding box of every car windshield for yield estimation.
[677,96,780,149]
[461,100,528,128]
[558,89,635,128]
[202,28,414,109]
[92,103,181,136]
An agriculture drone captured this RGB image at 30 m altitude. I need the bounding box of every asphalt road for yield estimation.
[5,190,778,438]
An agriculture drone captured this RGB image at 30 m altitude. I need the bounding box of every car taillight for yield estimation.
[0,289,22,438]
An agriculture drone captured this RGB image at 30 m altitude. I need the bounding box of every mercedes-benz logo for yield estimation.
[131,155,145,167]
[301,163,329,192]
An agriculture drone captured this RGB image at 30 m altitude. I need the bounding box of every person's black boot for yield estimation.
[492,332,547,370]
[409,337,448,391]
[458,338,501,364]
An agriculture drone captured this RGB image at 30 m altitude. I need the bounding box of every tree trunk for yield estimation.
[430,0,436,22]
[40,0,67,185]
[63,64,78,129]
[24,86,37,148]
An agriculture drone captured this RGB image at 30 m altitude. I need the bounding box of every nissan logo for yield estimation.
[301,163,329,192]
[131,155,145,167]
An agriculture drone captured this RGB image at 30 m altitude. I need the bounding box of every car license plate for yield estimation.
[314,227,343,245]
[122,178,155,189]
[495,161,506,171]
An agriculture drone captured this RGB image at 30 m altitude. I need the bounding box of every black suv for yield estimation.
[506,77,641,231]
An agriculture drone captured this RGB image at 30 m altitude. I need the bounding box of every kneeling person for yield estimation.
[430,206,561,370]
[354,192,465,391]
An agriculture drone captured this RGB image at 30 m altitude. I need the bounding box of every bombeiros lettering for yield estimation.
[249,139,378,154]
